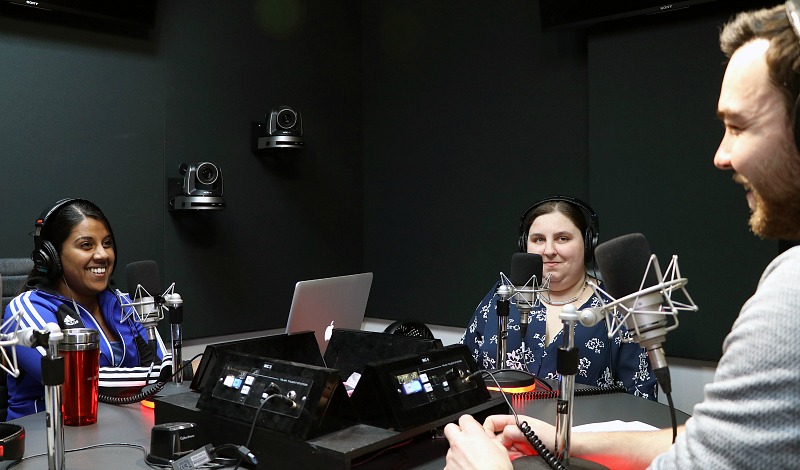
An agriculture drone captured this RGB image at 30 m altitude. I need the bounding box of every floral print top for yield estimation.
[461,281,658,400]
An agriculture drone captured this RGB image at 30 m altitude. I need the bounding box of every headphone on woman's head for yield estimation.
[517,195,600,263]
[32,198,116,280]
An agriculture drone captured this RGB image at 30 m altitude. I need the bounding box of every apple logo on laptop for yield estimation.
[324,321,335,341]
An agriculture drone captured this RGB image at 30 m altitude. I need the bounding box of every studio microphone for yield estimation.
[125,260,165,364]
[583,233,698,394]
[509,253,544,337]
[594,234,667,371]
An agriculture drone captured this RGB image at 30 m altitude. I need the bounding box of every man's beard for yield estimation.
[743,141,800,240]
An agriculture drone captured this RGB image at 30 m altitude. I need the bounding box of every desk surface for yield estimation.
[1,400,156,469]
[363,391,691,470]
[512,390,689,430]
[2,386,689,469]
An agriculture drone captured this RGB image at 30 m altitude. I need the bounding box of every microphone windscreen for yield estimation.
[126,260,161,295]
[595,233,657,299]
[510,253,543,286]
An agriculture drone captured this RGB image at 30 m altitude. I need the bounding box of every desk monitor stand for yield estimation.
[350,344,491,431]
[195,349,356,440]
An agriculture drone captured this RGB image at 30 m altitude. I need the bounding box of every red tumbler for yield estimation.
[59,329,100,426]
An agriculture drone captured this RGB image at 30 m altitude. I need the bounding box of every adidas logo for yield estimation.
[63,315,79,327]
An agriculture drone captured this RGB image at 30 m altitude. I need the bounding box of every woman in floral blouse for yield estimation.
[461,196,657,399]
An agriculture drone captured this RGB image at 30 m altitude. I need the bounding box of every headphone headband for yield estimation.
[517,195,600,263]
[786,1,800,151]
[34,198,87,239]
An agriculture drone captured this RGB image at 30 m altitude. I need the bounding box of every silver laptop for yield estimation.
[285,272,373,354]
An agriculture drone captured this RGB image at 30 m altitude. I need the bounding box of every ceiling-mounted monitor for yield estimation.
[0,0,157,35]
[539,0,772,31]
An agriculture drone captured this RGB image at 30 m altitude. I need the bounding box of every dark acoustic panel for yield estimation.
[361,1,590,330]
[161,0,364,341]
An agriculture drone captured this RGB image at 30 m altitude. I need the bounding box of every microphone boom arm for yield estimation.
[0,312,56,378]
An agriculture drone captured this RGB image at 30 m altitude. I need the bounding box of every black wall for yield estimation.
[0,0,779,361]
[361,0,777,362]
[362,0,591,325]
[0,0,363,339]
[586,9,776,361]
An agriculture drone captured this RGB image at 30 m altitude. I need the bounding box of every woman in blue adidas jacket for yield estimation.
[2,198,171,419]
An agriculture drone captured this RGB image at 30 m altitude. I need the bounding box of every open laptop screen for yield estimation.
[285,272,373,354]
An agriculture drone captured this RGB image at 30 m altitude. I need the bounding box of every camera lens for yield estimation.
[276,109,297,130]
[195,162,219,185]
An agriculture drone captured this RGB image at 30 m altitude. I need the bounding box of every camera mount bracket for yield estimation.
[167,177,226,211]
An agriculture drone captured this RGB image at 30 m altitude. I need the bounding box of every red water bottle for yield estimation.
[59,329,100,426]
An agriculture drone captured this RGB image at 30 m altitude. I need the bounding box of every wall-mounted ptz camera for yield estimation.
[168,162,225,211]
[269,106,302,136]
[251,105,304,152]
[181,162,222,196]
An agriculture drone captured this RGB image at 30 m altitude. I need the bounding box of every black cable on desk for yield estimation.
[653,366,678,444]
[8,442,149,469]
[473,371,632,470]
[231,388,294,470]
[475,370,567,470]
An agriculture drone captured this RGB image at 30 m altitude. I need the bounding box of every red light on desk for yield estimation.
[486,383,537,394]
[141,399,155,409]
[483,369,539,394]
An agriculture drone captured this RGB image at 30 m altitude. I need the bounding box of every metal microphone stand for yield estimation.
[496,283,512,369]
[39,326,65,470]
[1,323,73,469]
[550,305,608,470]
[163,289,184,385]
[554,304,578,465]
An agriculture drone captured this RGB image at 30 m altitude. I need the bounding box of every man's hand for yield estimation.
[483,414,553,459]
[443,414,513,470]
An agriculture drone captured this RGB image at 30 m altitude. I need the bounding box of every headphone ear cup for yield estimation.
[0,423,25,461]
[584,227,595,264]
[518,233,526,252]
[32,240,62,280]
[794,93,800,152]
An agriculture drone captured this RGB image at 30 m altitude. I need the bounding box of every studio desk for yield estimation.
[2,383,689,470]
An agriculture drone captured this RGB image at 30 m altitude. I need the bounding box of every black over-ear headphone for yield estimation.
[517,195,600,263]
[0,423,25,461]
[787,0,800,150]
[31,198,116,280]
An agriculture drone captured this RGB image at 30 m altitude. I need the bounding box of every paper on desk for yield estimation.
[572,420,659,432]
